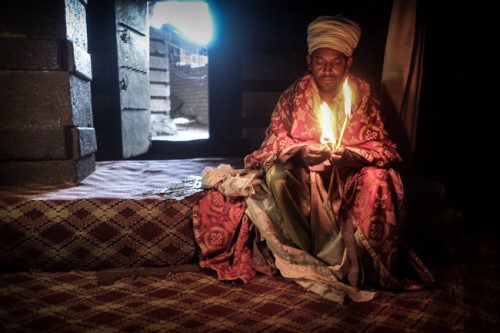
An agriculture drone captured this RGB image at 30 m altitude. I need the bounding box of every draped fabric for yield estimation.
[380,0,425,162]
[244,73,402,172]
[192,73,435,304]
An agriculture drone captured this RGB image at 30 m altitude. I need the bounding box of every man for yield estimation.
[244,16,435,292]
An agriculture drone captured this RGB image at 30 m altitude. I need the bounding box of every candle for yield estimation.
[320,101,336,149]
[336,78,352,149]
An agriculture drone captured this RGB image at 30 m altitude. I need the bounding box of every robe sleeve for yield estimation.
[244,89,308,171]
[344,81,403,167]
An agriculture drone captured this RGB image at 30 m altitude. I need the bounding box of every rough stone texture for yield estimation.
[150,68,169,83]
[69,74,94,127]
[149,82,170,98]
[0,155,95,186]
[118,68,149,110]
[0,38,61,70]
[116,0,147,34]
[0,128,68,160]
[64,0,88,50]
[0,0,88,50]
[67,41,92,80]
[0,0,95,185]
[170,64,209,125]
[242,91,281,117]
[0,72,92,128]
[150,98,169,113]
[121,110,151,158]
[117,26,148,73]
[0,38,92,80]
[69,126,97,158]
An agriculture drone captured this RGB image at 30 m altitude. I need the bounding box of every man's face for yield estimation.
[307,48,352,94]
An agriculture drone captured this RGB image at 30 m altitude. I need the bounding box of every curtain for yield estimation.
[380,0,424,165]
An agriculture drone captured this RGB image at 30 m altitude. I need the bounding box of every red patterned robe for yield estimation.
[244,72,435,290]
[193,72,434,294]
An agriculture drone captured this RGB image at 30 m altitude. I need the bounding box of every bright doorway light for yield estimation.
[150,1,214,46]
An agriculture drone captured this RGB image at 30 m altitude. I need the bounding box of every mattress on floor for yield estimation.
[0,159,241,271]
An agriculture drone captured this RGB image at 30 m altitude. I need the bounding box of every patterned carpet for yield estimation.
[0,250,498,332]
[0,159,498,331]
[0,159,241,272]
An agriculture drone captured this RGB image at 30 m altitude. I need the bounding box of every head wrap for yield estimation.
[307,16,361,57]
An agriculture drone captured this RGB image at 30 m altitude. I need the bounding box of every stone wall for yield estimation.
[170,64,209,125]
[0,0,96,185]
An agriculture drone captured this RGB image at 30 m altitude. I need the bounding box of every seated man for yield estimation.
[244,16,435,292]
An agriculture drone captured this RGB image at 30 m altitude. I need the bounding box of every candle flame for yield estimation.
[343,78,352,119]
[320,102,336,145]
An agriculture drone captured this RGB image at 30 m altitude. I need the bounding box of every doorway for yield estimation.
[148,0,213,142]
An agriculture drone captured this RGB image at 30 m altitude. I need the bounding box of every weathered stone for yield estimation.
[68,126,97,158]
[150,39,167,55]
[0,128,68,160]
[150,55,168,70]
[0,1,66,39]
[69,75,93,127]
[0,0,88,50]
[64,0,88,50]
[67,41,92,80]
[0,72,92,128]
[117,26,148,72]
[0,38,91,80]
[0,155,95,186]
[150,82,170,97]
[0,38,60,70]
[150,98,170,113]
[118,68,149,110]
[121,110,150,158]
[149,68,169,83]
[116,0,147,35]
[242,91,281,117]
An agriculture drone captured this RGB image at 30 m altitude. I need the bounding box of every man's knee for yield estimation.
[358,166,392,187]
[266,162,288,185]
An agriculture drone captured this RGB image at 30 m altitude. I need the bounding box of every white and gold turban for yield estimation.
[307,16,361,57]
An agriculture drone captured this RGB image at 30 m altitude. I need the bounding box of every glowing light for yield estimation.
[151,1,214,46]
[320,102,336,146]
[342,78,352,119]
[337,78,352,149]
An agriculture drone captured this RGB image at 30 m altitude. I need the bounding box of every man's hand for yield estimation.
[300,144,331,166]
[330,147,364,168]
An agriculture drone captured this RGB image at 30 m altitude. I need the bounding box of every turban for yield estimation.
[307,16,361,57]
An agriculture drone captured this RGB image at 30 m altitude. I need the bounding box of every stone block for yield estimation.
[121,110,150,158]
[0,128,68,160]
[150,98,170,113]
[0,72,93,128]
[64,0,88,50]
[116,0,147,35]
[0,0,88,50]
[150,39,167,55]
[149,82,170,97]
[0,38,91,80]
[117,26,148,73]
[150,68,169,83]
[68,126,97,158]
[0,154,95,186]
[118,68,149,110]
[150,55,168,70]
